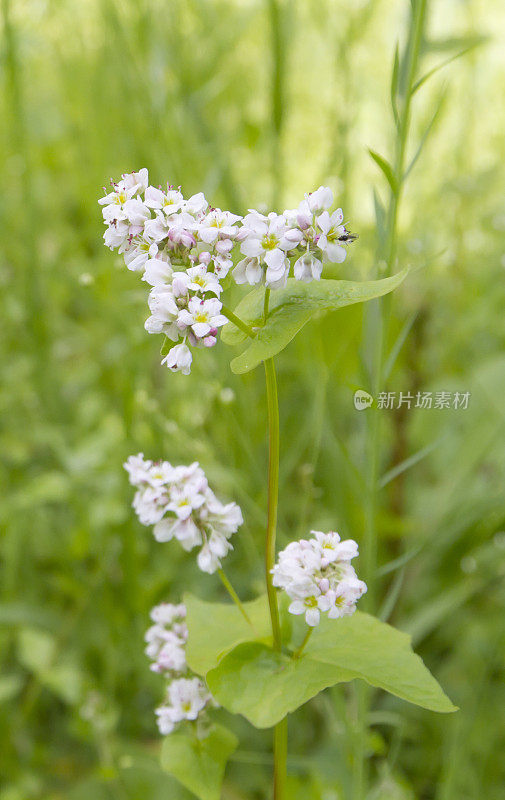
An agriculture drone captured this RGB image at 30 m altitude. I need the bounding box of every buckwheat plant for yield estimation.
[100,169,455,800]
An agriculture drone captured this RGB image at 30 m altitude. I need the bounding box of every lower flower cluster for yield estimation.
[124,454,243,573]
[145,602,214,735]
[272,530,367,626]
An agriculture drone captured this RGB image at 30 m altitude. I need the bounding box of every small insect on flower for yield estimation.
[272,530,367,626]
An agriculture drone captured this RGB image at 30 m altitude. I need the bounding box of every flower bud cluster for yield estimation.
[145,602,214,736]
[124,453,243,574]
[272,530,367,627]
[99,170,356,374]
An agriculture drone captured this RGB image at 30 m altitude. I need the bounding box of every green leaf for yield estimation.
[223,270,409,374]
[373,188,387,248]
[206,641,353,728]
[390,43,400,125]
[160,723,238,800]
[369,150,398,194]
[404,94,445,180]
[185,593,272,675]
[422,34,487,56]
[206,612,456,728]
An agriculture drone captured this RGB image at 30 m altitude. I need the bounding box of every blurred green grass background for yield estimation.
[1,0,505,798]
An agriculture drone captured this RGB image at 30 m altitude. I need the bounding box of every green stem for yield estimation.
[263,287,285,799]
[218,568,253,627]
[263,287,271,325]
[264,356,282,650]
[293,626,313,659]
[220,304,257,339]
[273,718,288,799]
[267,0,285,208]
[356,4,428,799]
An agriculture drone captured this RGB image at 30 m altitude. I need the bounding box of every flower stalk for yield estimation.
[293,627,313,660]
[217,569,253,628]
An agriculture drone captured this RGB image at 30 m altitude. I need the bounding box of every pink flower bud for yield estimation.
[215,238,233,254]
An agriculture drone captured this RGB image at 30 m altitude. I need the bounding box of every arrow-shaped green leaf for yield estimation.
[222,269,409,374]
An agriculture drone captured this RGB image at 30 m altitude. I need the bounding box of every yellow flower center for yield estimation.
[262,234,278,250]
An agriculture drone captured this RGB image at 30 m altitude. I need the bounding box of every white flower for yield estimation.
[99,169,148,222]
[144,213,170,244]
[145,603,188,675]
[177,297,227,340]
[239,211,300,287]
[154,637,187,673]
[288,588,324,627]
[164,677,210,725]
[186,264,222,296]
[161,342,193,374]
[212,253,233,279]
[311,529,359,565]
[167,482,206,520]
[122,197,150,227]
[293,252,323,282]
[132,486,168,525]
[103,219,130,250]
[142,257,174,286]
[124,453,153,485]
[320,578,367,619]
[124,235,159,272]
[185,192,208,216]
[145,286,179,337]
[145,186,184,214]
[306,186,334,213]
[153,516,203,550]
[198,209,242,244]
[316,209,348,263]
[146,598,216,736]
[167,212,198,248]
[233,256,263,285]
[146,461,176,488]
[121,168,149,192]
[272,530,366,627]
[197,544,221,574]
[126,457,243,573]
[150,602,186,626]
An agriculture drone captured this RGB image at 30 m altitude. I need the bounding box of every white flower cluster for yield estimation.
[99,170,356,373]
[145,602,213,735]
[272,530,367,627]
[124,453,243,574]
[99,168,238,375]
[235,185,356,289]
